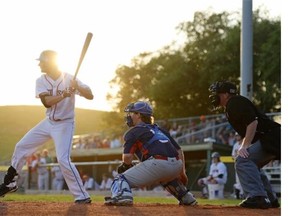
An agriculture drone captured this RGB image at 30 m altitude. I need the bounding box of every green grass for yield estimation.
[1,193,242,206]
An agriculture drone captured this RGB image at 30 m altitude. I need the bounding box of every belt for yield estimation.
[153,155,179,161]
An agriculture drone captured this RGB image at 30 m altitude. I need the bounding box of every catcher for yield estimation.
[104,101,197,206]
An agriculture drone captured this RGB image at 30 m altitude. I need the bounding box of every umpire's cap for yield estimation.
[209,81,237,95]
[124,101,153,116]
[36,50,58,63]
[211,152,221,158]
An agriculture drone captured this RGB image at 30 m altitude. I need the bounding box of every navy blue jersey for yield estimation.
[123,123,180,161]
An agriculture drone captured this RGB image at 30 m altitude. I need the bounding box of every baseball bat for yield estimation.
[73,32,93,80]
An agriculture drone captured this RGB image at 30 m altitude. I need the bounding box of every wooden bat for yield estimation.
[73,32,93,80]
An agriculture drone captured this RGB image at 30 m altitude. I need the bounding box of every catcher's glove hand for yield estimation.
[117,162,134,174]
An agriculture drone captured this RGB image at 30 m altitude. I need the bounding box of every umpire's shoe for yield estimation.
[104,196,133,206]
[239,196,271,209]
[0,182,18,197]
[270,198,280,208]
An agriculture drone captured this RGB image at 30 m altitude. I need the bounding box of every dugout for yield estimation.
[68,142,235,194]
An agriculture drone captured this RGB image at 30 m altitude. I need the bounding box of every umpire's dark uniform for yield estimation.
[225,95,280,206]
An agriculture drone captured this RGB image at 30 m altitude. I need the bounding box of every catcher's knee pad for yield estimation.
[162,178,196,205]
[111,174,132,198]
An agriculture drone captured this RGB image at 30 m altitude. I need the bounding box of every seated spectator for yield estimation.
[91,135,101,148]
[110,135,122,148]
[101,138,111,148]
[99,173,113,190]
[197,152,227,198]
[83,174,99,190]
[227,131,236,146]
[31,151,49,191]
[51,162,65,191]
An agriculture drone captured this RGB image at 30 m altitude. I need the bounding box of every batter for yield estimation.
[104,101,197,206]
[0,50,93,204]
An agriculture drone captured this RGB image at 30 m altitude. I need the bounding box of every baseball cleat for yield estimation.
[270,198,280,208]
[239,196,271,209]
[0,183,18,197]
[179,198,198,206]
[74,197,92,204]
[179,192,198,206]
[104,196,133,206]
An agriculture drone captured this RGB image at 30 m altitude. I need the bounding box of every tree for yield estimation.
[108,10,280,119]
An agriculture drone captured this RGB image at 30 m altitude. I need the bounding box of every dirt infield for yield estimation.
[0,202,281,216]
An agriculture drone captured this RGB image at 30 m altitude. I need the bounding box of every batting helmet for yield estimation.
[36,50,58,63]
[211,152,221,158]
[124,101,153,116]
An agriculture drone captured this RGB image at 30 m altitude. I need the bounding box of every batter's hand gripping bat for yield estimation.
[73,32,93,80]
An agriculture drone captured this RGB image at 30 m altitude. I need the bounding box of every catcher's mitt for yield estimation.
[117,162,134,174]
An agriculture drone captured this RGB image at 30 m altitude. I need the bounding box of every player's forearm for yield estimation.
[242,120,258,146]
[77,86,94,100]
[41,95,64,107]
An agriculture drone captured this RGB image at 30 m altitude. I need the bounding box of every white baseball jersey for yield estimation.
[36,72,90,122]
[209,162,227,184]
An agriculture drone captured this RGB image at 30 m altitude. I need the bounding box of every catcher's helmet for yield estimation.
[208,81,237,108]
[124,101,153,116]
[36,50,58,63]
[211,152,221,158]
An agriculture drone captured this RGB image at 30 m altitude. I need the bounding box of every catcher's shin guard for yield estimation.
[162,178,197,205]
[110,174,133,199]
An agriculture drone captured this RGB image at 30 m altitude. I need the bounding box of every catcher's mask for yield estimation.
[208,81,237,110]
[124,101,153,127]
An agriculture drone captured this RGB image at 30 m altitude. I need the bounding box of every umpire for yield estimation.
[208,81,280,209]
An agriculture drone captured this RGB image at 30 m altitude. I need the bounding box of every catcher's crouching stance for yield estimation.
[104,101,197,206]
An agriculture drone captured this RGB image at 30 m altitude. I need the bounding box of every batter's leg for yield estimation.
[1,119,51,197]
[52,122,90,201]
[11,119,51,173]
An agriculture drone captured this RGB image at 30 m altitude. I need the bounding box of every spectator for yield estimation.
[99,173,113,190]
[90,135,101,148]
[110,135,122,148]
[31,152,49,191]
[169,122,178,138]
[197,152,227,198]
[51,162,64,191]
[227,132,236,146]
[42,149,52,164]
[82,174,99,190]
[26,153,38,189]
[101,138,111,148]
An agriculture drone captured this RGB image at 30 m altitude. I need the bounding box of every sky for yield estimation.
[0,0,281,112]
